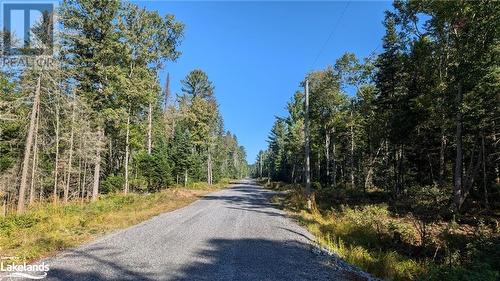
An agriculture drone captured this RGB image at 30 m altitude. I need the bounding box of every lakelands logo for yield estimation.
[0,257,49,280]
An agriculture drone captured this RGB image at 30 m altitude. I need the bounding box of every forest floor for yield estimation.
[0,182,227,263]
[263,180,500,281]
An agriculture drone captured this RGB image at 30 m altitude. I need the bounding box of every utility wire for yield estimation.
[310,1,351,71]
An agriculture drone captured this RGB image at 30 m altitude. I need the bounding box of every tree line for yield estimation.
[1,0,248,214]
[255,0,499,214]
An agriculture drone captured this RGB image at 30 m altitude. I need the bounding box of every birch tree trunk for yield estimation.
[64,94,76,203]
[207,150,212,185]
[17,75,41,213]
[350,109,355,188]
[147,102,152,155]
[53,96,61,204]
[77,153,82,201]
[29,101,40,205]
[364,143,383,191]
[81,159,87,202]
[259,156,263,179]
[92,128,102,201]
[332,127,337,187]
[124,112,130,194]
[325,129,330,187]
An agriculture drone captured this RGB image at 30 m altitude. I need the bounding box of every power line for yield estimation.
[310,1,351,70]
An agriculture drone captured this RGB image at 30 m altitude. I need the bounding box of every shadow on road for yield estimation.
[202,185,279,209]
[42,184,339,281]
[170,238,336,281]
[45,238,337,281]
[46,246,157,281]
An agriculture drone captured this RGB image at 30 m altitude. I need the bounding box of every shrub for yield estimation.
[424,262,498,281]
[100,175,124,194]
[129,177,148,192]
[0,214,41,235]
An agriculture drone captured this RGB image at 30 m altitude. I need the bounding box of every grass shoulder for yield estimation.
[260,180,499,281]
[0,181,229,263]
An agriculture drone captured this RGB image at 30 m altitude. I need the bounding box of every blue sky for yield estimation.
[140,1,393,163]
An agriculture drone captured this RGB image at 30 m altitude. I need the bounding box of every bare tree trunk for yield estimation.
[17,75,41,213]
[163,73,171,138]
[124,112,130,194]
[339,164,343,184]
[64,94,76,203]
[364,142,383,190]
[399,145,404,192]
[29,101,40,205]
[493,122,500,185]
[77,154,82,202]
[184,169,188,187]
[39,177,43,202]
[147,102,152,155]
[92,128,102,201]
[53,96,60,204]
[2,194,7,216]
[428,153,435,181]
[207,150,212,185]
[304,80,311,209]
[325,129,330,187]
[81,159,87,202]
[439,134,447,186]
[460,145,482,207]
[481,133,488,208]
[453,84,463,211]
[267,164,271,185]
[109,138,113,173]
[332,127,337,187]
[350,108,355,188]
[317,150,321,181]
[259,156,263,180]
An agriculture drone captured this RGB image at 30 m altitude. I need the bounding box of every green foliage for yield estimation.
[134,148,173,190]
[425,262,498,281]
[258,2,499,280]
[1,0,248,215]
[129,177,148,192]
[100,175,125,194]
[0,214,41,233]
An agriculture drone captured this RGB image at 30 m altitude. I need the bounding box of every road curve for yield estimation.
[38,181,342,281]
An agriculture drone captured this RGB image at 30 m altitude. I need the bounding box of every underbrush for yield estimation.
[0,185,219,263]
[267,182,499,281]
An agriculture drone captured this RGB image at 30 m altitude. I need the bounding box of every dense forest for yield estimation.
[0,0,248,215]
[255,1,499,280]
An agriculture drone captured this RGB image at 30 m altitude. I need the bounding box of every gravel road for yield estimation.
[36,181,345,280]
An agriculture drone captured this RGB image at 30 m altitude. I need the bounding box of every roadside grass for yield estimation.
[266,180,499,281]
[290,207,423,281]
[0,183,227,263]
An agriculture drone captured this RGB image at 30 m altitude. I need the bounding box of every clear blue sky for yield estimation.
[140,1,393,163]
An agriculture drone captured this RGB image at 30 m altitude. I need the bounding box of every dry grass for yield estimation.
[0,185,223,263]
[268,181,499,281]
[269,185,424,281]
